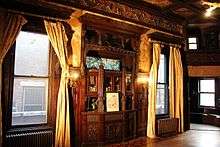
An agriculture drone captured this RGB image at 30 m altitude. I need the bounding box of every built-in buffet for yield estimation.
[81,24,138,145]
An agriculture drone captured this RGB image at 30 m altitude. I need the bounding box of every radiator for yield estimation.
[6,130,53,147]
[157,118,179,137]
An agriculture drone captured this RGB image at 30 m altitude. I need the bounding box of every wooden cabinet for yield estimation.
[83,26,138,145]
[85,62,136,112]
[86,67,123,111]
[81,110,136,146]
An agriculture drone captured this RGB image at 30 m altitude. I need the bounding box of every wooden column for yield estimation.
[97,65,104,112]
[121,67,126,111]
[132,56,136,110]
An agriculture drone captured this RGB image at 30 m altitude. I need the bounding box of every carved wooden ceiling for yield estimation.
[1,0,220,30]
[141,0,220,25]
[143,0,173,7]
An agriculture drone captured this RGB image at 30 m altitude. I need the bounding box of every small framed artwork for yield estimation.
[106,92,119,112]
[87,97,97,111]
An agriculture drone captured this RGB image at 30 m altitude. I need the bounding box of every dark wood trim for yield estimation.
[86,43,136,56]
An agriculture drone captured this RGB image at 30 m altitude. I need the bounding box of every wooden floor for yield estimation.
[106,124,220,147]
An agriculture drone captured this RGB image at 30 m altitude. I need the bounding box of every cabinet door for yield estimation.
[87,72,98,94]
[104,75,113,92]
[125,74,132,92]
[114,76,121,91]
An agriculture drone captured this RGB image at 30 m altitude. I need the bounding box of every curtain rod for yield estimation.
[149,39,182,48]
[2,8,67,22]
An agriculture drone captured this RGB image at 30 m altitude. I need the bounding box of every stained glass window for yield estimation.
[86,56,120,70]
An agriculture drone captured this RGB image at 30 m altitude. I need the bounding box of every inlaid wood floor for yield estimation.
[107,124,220,147]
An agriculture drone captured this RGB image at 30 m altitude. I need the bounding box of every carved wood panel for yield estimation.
[81,111,136,146]
[105,122,123,143]
[56,0,184,35]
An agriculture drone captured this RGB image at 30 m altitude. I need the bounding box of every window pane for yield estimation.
[102,58,120,71]
[200,93,215,107]
[158,54,165,83]
[156,84,168,115]
[12,77,48,126]
[86,56,120,70]
[86,56,101,69]
[188,37,197,43]
[200,80,215,92]
[14,31,49,76]
[189,44,197,50]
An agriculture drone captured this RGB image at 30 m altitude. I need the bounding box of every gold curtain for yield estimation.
[44,21,71,147]
[169,46,184,132]
[0,11,27,146]
[147,43,161,138]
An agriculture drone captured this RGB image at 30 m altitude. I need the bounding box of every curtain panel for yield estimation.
[169,46,184,132]
[0,11,27,146]
[147,43,161,138]
[44,21,71,147]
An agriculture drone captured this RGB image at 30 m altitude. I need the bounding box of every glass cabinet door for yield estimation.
[114,76,121,91]
[125,74,132,91]
[87,72,98,93]
[104,76,112,92]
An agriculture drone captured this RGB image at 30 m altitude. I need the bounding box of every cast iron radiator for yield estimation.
[6,130,53,147]
[157,118,179,137]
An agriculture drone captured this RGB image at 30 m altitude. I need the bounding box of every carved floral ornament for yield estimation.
[65,0,184,35]
[143,0,172,7]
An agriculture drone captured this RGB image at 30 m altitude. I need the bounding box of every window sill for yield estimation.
[7,125,53,135]
[199,106,216,109]
[12,111,46,117]
[156,114,169,120]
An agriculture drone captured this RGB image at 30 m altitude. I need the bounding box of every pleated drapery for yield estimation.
[44,21,71,147]
[169,46,184,132]
[0,11,27,146]
[147,43,161,138]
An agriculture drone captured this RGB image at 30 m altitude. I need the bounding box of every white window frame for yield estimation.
[188,37,198,50]
[156,53,169,115]
[11,31,49,125]
[198,79,215,107]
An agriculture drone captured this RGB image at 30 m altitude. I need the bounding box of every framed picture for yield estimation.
[106,92,119,112]
[87,97,97,111]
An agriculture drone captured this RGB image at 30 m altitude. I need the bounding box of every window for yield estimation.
[188,37,198,50]
[199,79,215,107]
[156,54,169,115]
[12,31,49,126]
